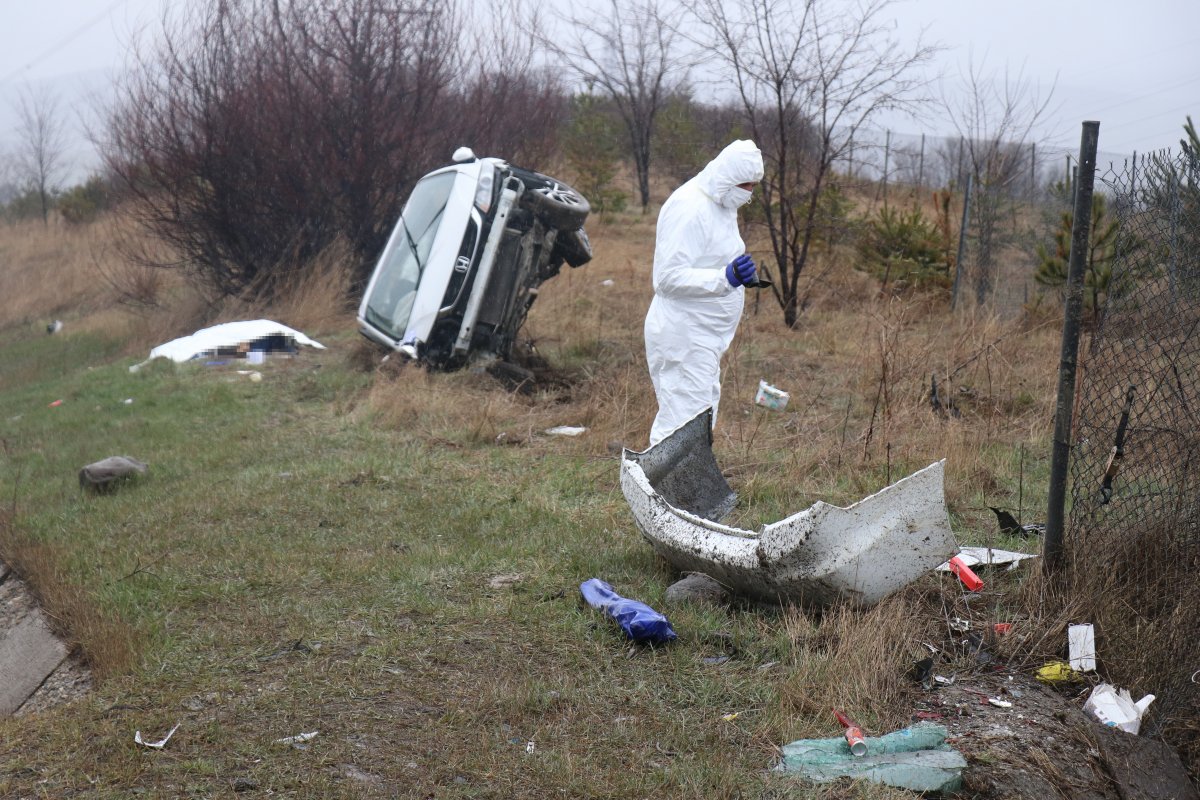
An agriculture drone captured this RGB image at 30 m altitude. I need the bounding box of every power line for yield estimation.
[1057,74,1200,118]
[0,0,131,88]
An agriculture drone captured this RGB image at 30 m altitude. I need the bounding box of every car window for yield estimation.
[363,171,458,339]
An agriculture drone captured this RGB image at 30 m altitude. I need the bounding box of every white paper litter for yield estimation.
[135,723,180,749]
[130,320,325,371]
[936,546,1038,572]
[545,426,587,437]
[275,731,320,746]
[1069,623,1097,672]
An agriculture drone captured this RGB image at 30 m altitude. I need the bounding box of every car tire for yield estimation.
[524,176,590,229]
[555,227,593,268]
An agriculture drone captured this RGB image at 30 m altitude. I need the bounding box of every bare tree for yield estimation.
[942,58,1054,304]
[692,0,936,327]
[540,0,689,212]
[13,85,69,225]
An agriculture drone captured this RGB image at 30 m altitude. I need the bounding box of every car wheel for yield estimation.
[525,177,590,229]
[555,227,593,268]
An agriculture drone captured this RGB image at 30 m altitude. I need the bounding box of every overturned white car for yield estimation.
[357,147,591,370]
[620,411,958,608]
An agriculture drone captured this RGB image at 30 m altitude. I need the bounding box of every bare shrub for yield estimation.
[102,0,566,303]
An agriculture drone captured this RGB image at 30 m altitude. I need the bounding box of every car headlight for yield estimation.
[474,169,495,214]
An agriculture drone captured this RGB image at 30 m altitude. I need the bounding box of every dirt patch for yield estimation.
[908,659,1196,799]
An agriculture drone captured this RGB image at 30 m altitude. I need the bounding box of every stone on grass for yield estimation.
[664,573,728,606]
[79,456,148,493]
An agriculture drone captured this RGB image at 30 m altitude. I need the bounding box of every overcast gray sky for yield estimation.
[0,0,1196,181]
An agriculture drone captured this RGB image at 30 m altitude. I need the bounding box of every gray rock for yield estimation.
[79,456,148,493]
[664,573,728,606]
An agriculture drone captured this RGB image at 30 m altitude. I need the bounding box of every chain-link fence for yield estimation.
[1065,148,1200,767]
[828,126,1139,316]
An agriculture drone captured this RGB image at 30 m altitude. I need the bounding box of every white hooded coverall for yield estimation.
[644,140,765,446]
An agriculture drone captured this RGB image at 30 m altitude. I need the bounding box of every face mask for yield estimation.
[724,186,753,208]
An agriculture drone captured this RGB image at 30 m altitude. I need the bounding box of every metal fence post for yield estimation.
[883,129,891,205]
[918,133,925,191]
[951,173,973,310]
[1045,121,1101,570]
[1030,142,1037,200]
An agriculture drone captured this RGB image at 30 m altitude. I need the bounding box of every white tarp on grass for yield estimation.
[131,320,325,371]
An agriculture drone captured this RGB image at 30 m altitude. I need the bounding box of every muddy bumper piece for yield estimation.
[620,410,958,608]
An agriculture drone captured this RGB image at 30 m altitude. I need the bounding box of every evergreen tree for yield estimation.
[1035,185,1135,321]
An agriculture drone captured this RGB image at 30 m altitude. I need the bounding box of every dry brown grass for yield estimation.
[364,208,1062,536]
[0,508,136,678]
[0,218,122,330]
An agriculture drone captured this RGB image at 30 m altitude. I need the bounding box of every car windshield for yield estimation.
[363,171,458,340]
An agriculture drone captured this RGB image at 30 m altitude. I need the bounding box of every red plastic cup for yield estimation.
[948,556,984,592]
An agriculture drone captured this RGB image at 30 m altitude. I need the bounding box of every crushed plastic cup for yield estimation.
[754,380,790,410]
[1083,684,1155,734]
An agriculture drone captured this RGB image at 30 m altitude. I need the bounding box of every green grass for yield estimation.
[0,325,990,799]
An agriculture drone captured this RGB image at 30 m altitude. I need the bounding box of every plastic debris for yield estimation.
[949,617,971,632]
[600,279,615,286]
[48,399,63,408]
[135,723,180,749]
[545,426,586,437]
[988,697,1013,708]
[936,546,1038,572]
[579,579,677,644]
[622,411,959,608]
[947,556,984,591]
[721,712,740,722]
[778,722,966,793]
[488,573,524,590]
[1036,661,1082,684]
[1084,684,1155,734]
[834,710,868,756]
[909,657,934,689]
[754,380,790,410]
[275,731,320,747]
[993,623,1013,635]
[1068,623,1097,672]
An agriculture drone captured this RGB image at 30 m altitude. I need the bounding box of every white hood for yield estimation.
[694,140,764,208]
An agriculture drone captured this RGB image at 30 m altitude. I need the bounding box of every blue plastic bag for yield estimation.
[580,578,677,644]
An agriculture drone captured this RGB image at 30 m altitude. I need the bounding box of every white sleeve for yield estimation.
[652,204,735,299]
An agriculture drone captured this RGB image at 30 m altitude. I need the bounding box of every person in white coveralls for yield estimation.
[643,139,764,446]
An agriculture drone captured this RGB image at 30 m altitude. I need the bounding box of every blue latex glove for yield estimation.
[725,253,757,287]
[580,579,677,644]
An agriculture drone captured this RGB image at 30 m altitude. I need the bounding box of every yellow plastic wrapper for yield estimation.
[1036,661,1081,683]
